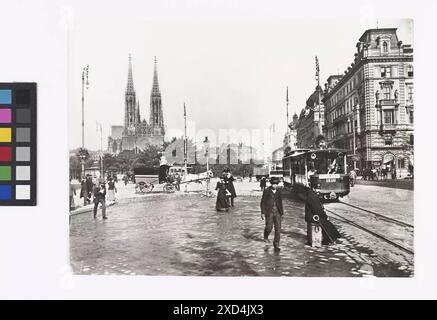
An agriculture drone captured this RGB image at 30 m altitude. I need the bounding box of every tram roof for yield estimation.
[283,148,348,159]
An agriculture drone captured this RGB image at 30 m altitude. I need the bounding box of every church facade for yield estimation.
[108,55,165,154]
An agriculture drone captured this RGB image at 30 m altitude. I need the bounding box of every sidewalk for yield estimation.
[355,178,414,190]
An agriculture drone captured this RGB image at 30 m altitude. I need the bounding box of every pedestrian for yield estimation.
[224,169,237,207]
[107,177,117,202]
[175,173,181,191]
[304,187,341,245]
[249,172,253,182]
[259,176,267,191]
[215,175,229,212]
[260,177,284,252]
[69,179,76,211]
[80,176,87,206]
[93,179,108,220]
[86,175,94,204]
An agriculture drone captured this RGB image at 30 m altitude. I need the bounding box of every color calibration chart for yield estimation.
[0,83,36,206]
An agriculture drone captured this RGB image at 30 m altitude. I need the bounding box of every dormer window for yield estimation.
[382,41,388,53]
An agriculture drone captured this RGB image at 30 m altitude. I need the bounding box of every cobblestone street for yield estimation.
[70,181,413,277]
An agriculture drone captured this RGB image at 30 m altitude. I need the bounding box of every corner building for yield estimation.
[323,28,413,176]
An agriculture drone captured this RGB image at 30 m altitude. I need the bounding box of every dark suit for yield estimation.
[224,175,237,206]
[261,186,284,248]
[93,184,107,218]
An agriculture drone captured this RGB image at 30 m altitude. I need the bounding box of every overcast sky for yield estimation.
[67,2,412,151]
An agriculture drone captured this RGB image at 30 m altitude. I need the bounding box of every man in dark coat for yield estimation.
[260,176,267,191]
[260,177,284,251]
[85,175,94,204]
[305,187,341,245]
[93,179,107,220]
[224,169,237,207]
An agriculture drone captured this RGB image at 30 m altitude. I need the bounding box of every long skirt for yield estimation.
[216,190,229,211]
[107,189,116,201]
[320,219,341,244]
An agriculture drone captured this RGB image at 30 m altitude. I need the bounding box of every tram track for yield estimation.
[337,200,413,228]
[283,199,414,256]
[324,208,414,255]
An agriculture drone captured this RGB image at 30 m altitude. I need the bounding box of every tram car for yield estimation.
[282,148,350,201]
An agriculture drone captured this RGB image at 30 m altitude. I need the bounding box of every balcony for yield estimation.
[379,99,398,106]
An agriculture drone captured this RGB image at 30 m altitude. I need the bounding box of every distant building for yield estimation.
[283,113,298,153]
[323,28,413,176]
[294,85,325,149]
[271,147,284,170]
[107,55,165,154]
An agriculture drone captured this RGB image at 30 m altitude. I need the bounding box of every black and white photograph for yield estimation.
[67,11,414,277]
[3,0,437,301]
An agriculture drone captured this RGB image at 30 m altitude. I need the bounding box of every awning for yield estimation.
[383,154,395,164]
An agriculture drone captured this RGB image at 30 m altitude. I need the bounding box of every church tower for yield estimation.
[149,57,165,136]
[125,54,137,132]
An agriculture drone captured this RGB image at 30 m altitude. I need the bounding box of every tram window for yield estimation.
[309,152,346,174]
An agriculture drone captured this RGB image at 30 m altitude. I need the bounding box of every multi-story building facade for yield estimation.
[295,85,325,149]
[283,113,298,153]
[323,28,413,176]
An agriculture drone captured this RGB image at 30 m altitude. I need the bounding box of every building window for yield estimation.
[398,158,405,169]
[381,66,391,78]
[407,85,414,101]
[382,41,388,53]
[409,110,414,124]
[385,136,393,146]
[383,86,391,100]
[384,110,395,124]
[407,65,414,77]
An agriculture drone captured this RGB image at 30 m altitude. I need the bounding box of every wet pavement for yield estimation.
[70,186,413,277]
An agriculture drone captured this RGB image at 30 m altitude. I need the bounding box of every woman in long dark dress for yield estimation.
[305,188,341,244]
[215,176,229,212]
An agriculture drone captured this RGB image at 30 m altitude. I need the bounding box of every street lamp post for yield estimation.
[348,107,357,170]
[203,136,211,197]
[183,103,188,193]
[81,65,90,149]
[80,154,86,179]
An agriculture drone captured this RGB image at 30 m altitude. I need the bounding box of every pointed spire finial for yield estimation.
[126,54,135,93]
[152,56,160,95]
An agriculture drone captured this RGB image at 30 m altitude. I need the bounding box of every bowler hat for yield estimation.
[270,177,280,184]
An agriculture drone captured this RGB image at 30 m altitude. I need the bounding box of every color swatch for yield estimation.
[0,83,36,206]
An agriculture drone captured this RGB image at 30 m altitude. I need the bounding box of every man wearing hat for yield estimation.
[93,178,108,220]
[260,177,284,252]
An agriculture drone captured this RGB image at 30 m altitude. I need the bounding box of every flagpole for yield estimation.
[315,56,322,137]
[286,86,289,133]
[184,103,188,193]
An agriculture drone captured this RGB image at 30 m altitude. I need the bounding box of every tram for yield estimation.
[282,148,350,201]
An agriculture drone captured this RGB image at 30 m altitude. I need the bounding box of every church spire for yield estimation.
[149,56,164,134]
[126,53,135,93]
[152,56,160,95]
[136,100,141,124]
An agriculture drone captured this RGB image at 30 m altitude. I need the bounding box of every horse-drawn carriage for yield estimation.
[134,164,178,194]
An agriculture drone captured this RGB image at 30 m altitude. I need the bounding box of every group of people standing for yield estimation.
[215,168,237,212]
[74,175,118,219]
